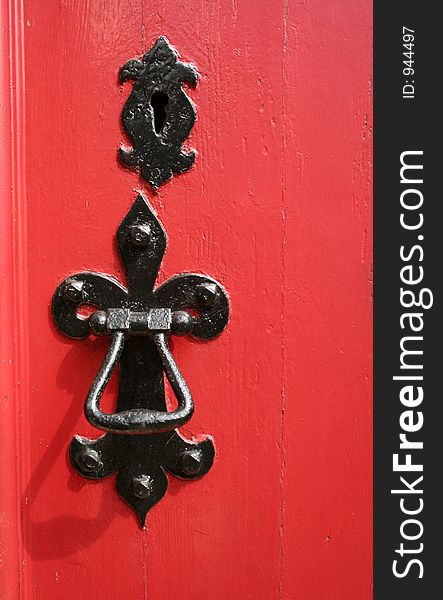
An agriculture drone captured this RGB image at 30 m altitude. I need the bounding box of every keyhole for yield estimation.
[150,91,169,134]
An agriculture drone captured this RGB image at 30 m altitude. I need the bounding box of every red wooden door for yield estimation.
[1,1,372,598]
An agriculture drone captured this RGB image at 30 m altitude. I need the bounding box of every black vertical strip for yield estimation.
[374,3,438,597]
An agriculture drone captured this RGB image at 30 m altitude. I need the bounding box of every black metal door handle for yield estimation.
[52,195,229,525]
[84,327,193,434]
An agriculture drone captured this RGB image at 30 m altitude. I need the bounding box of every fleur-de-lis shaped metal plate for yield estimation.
[52,195,229,526]
[119,37,198,189]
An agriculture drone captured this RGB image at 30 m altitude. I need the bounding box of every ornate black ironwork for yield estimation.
[119,36,198,189]
[52,194,229,526]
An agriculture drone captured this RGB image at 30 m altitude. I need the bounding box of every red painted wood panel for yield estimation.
[1,3,22,598]
[281,2,373,598]
[1,1,372,598]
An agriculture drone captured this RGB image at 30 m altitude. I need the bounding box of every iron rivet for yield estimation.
[132,475,154,499]
[76,449,103,473]
[62,279,85,302]
[181,449,203,476]
[196,283,218,309]
[171,311,193,336]
[130,224,151,247]
[89,310,107,335]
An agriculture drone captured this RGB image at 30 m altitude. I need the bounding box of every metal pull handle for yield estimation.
[84,329,193,434]
[52,194,229,525]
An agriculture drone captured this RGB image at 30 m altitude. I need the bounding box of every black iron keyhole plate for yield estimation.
[119,36,198,189]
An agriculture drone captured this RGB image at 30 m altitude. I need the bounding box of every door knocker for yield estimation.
[52,38,229,526]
